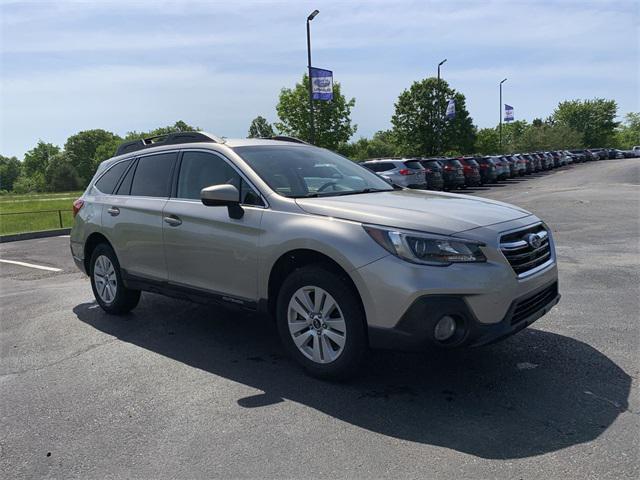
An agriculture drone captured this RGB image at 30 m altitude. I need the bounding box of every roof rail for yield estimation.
[268,135,310,145]
[115,131,224,156]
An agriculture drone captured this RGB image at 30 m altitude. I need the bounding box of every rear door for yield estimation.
[101,151,177,281]
[162,149,265,303]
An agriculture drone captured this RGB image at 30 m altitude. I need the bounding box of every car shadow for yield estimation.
[73,295,630,460]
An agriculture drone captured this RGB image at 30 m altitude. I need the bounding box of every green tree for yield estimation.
[45,152,82,192]
[0,155,22,191]
[475,128,500,154]
[13,172,46,194]
[23,141,59,177]
[275,74,357,150]
[552,99,617,147]
[391,77,476,156]
[341,130,399,161]
[614,112,640,149]
[125,120,199,140]
[516,123,583,151]
[501,120,530,152]
[64,129,121,184]
[248,115,275,138]
[94,137,123,165]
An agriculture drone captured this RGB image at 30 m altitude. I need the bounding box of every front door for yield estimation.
[162,150,265,303]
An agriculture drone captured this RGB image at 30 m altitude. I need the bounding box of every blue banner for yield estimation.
[445,99,456,119]
[504,104,514,122]
[310,67,333,101]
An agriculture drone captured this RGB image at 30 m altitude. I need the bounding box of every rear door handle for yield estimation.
[107,207,120,216]
[163,215,182,227]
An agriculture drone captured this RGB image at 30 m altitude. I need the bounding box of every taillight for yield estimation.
[480,164,488,169]
[463,165,472,172]
[398,169,411,175]
[425,168,432,173]
[443,165,452,171]
[72,198,84,218]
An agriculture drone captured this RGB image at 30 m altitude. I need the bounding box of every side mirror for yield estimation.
[200,184,244,219]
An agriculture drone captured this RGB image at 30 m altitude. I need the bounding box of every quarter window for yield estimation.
[95,160,131,194]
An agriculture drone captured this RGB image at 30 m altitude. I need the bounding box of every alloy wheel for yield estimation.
[93,255,117,304]
[287,286,347,364]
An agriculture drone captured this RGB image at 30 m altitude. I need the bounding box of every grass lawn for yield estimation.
[0,191,84,235]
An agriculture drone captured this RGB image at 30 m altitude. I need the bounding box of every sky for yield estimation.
[1,0,638,158]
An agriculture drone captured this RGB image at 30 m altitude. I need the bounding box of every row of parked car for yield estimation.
[361,147,639,191]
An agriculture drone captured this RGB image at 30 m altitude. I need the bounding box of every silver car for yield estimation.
[361,158,427,189]
[71,132,560,379]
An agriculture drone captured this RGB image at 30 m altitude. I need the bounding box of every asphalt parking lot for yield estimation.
[1,159,638,479]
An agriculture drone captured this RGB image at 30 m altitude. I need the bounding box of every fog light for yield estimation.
[434,315,457,341]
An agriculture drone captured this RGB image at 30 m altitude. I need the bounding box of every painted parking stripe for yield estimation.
[0,259,62,272]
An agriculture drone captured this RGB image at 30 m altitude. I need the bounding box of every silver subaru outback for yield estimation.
[70,132,560,379]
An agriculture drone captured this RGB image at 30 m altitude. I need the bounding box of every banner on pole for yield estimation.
[445,99,456,119]
[310,67,333,101]
[504,104,514,122]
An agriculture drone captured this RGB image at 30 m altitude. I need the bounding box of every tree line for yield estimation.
[1,74,638,194]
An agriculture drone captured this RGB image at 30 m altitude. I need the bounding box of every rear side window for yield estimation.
[95,160,131,194]
[404,161,423,170]
[130,153,177,197]
[365,163,393,172]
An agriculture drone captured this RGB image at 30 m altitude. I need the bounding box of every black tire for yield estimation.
[89,243,140,315]
[276,265,367,380]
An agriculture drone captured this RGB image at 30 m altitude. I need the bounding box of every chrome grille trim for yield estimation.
[499,223,554,278]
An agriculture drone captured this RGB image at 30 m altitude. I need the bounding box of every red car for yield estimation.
[457,157,482,187]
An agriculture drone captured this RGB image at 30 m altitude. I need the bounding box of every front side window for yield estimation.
[234,145,393,198]
[130,152,177,197]
[177,151,263,206]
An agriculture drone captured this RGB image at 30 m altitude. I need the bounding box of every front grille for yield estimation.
[511,282,558,325]
[500,223,553,277]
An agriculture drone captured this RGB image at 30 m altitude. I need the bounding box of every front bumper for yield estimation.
[368,281,560,350]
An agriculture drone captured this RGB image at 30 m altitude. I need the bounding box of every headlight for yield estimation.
[363,225,487,266]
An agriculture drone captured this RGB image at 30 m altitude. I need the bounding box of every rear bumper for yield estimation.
[443,174,465,187]
[464,174,482,186]
[368,281,560,351]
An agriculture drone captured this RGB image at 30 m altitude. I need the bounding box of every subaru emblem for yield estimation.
[526,233,542,249]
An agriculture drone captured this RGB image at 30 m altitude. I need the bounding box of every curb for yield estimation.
[0,228,71,243]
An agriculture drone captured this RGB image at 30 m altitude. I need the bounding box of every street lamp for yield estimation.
[499,78,507,151]
[306,9,320,145]
[437,59,447,82]
[437,59,447,154]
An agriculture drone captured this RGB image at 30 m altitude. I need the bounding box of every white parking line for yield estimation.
[0,259,62,272]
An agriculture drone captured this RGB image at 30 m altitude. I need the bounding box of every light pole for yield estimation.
[306,9,319,145]
[499,78,507,151]
[437,59,447,154]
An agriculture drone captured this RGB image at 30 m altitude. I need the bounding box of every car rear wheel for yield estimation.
[90,243,140,314]
[276,265,367,380]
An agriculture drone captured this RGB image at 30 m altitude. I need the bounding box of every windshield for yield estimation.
[233,145,394,198]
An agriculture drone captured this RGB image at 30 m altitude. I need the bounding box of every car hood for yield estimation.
[295,189,532,235]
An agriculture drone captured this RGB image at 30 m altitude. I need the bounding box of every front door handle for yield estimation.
[163,215,182,227]
[107,207,120,216]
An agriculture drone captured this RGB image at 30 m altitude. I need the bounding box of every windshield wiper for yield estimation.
[328,188,391,197]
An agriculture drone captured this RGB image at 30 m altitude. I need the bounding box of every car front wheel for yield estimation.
[276,265,367,380]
